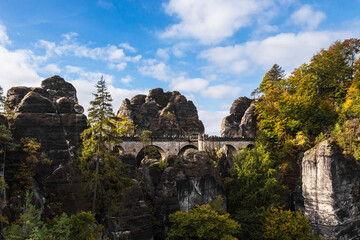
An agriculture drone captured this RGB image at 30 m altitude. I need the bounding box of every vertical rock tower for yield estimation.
[221,97,257,138]
[117,88,204,136]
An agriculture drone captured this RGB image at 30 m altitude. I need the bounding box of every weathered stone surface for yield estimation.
[221,97,257,138]
[6,86,31,108]
[16,91,56,113]
[301,140,360,240]
[41,75,78,102]
[117,88,204,137]
[140,150,226,238]
[7,75,88,219]
[238,101,257,138]
[117,180,153,240]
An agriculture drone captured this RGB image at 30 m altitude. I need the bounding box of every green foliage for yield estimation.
[13,138,51,191]
[167,204,241,240]
[331,120,360,160]
[209,195,226,215]
[68,212,103,240]
[3,192,44,240]
[151,160,168,171]
[262,206,320,240]
[0,124,16,154]
[3,192,103,240]
[259,64,285,94]
[226,145,284,239]
[139,130,152,145]
[21,137,51,171]
[341,58,360,119]
[315,132,330,144]
[146,145,161,160]
[78,76,134,216]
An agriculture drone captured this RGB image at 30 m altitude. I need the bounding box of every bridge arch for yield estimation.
[178,145,198,159]
[136,145,166,167]
[223,144,237,157]
[246,143,255,150]
[113,145,124,155]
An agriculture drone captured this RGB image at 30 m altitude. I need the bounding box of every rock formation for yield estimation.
[6,75,88,217]
[139,149,226,238]
[301,140,360,239]
[221,97,257,138]
[117,88,204,137]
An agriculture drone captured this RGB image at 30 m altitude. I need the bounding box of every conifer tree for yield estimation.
[259,64,285,93]
[79,76,134,216]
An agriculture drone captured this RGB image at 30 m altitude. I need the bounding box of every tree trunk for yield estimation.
[92,156,99,213]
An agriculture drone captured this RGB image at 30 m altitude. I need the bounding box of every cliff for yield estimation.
[301,140,360,239]
[221,97,257,138]
[117,88,204,137]
[6,75,89,217]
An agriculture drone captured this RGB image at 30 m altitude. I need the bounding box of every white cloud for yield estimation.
[119,43,136,52]
[161,0,275,44]
[0,23,11,46]
[108,86,148,113]
[37,34,142,71]
[67,68,146,114]
[109,62,127,71]
[156,48,170,61]
[200,30,360,74]
[121,75,133,84]
[201,85,242,99]
[65,65,114,84]
[198,110,228,135]
[0,46,41,92]
[170,77,209,92]
[291,5,326,30]
[139,60,172,82]
[172,42,190,58]
[39,64,61,75]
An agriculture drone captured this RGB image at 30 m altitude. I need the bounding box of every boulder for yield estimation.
[117,88,204,137]
[301,140,360,239]
[16,91,56,113]
[41,75,78,102]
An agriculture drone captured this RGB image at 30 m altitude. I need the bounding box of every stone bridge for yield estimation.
[116,136,255,163]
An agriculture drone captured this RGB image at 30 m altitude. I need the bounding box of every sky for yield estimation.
[0,0,359,135]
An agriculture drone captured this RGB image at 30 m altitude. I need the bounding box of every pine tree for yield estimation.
[79,76,134,216]
[259,64,285,94]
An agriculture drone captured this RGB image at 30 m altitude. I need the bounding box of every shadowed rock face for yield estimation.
[117,88,204,137]
[301,140,360,240]
[139,150,225,238]
[7,75,88,218]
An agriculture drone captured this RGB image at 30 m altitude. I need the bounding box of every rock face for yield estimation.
[117,88,204,137]
[301,140,360,239]
[7,75,88,217]
[221,97,257,138]
[140,150,226,238]
[108,180,153,240]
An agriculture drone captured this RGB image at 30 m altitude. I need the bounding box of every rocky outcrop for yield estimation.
[117,88,204,137]
[6,75,88,217]
[301,140,360,239]
[140,149,226,238]
[221,97,257,138]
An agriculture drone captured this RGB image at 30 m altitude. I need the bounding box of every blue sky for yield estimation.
[0,0,359,135]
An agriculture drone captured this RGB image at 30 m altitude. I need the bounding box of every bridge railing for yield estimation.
[119,136,255,142]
